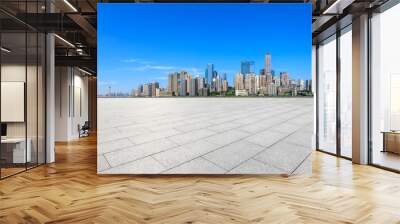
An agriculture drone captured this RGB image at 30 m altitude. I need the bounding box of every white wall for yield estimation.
[1,65,40,137]
[55,67,89,141]
[1,63,46,164]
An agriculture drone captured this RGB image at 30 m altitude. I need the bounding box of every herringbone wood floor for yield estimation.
[1,135,400,224]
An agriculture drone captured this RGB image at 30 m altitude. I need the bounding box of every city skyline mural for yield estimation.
[97,3,313,175]
[98,3,311,97]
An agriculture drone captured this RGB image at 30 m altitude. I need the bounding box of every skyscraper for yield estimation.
[190,78,197,96]
[205,64,214,86]
[259,74,267,88]
[168,74,173,95]
[266,73,273,85]
[196,76,205,96]
[137,84,143,96]
[168,72,179,96]
[280,72,289,87]
[240,61,255,75]
[148,83,153,97]
[246,74,257,95]
[305,79,312,91]
[234,73,245,90]
[143,84,149,96]
[153,82,159,97]
[265,53,271,74]
[179,79,187,96]
[223,80,228,92]
[298,79,305,91]
[187,75,192,95]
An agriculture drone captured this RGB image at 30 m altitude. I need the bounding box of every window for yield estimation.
[339,26,352,158]
[318,35,337,154]
[370,3,400,171]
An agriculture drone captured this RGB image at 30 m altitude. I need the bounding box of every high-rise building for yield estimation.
[280,72,289,87]
[289,79,297,90]
[241,60,255,75]
[259,69,265,76]
[298,79,305,91]
[245,74,257,95]
[168,72,179,96]
[148,83,153,97]
[274,75,281,86]
[205,64,214,86]
[143,84,149,96]
[179,79,187,96]
[305,79,312,91]
[197,76,204,89]
[271,69,275,77]
[154,82,159,97]
[267,83,277,96]
[186,75,192,95]
[190,78,197,96]
[265,53,271,74]
[235,73,245,90]
[259,75,267,89]
[266,73,273,85]
[210,71,218,92]
[223,80,228,92]
[168,74,173,94]
[136,84,143,96]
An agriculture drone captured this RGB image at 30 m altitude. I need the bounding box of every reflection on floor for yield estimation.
[98,97,314,175]
[373,151,400,171]
[1,135,400,223]
[0,167,25,178]
[0,162,43,179]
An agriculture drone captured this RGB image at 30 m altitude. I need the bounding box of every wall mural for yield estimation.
[97,3,313,175]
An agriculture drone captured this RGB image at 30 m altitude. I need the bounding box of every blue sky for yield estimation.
[98,3,311,94]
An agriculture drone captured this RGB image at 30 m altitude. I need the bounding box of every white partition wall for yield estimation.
[0,2,47,178]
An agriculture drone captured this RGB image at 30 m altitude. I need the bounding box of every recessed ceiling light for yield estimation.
[78,67,93,76]
[54,34,75,48]
[63,0,78,12]
[1,47,11,53]
[322,0,354,15]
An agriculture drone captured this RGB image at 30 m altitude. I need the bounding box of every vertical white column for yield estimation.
[46,33,55,163]
[46,1,55,163]
[312,45,317,150]
[352,14,369,164]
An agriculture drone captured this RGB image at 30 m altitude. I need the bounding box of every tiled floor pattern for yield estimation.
[97,97,314,175]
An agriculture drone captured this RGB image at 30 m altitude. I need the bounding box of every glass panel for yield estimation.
[371,3,400,171]
[27,30,38,169]
[0,1,46,179]
[318,35,337,154]
[38,32,45,165]
[340,27,352,158]
[1,31,27,177]
[26,0,39,169]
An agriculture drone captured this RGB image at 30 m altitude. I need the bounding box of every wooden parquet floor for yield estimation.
[1,134,400,224]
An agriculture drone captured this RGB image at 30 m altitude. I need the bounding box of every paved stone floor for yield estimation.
[97,97,314,175]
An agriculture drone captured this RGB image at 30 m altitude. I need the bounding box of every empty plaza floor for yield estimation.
[97,97,314,175]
